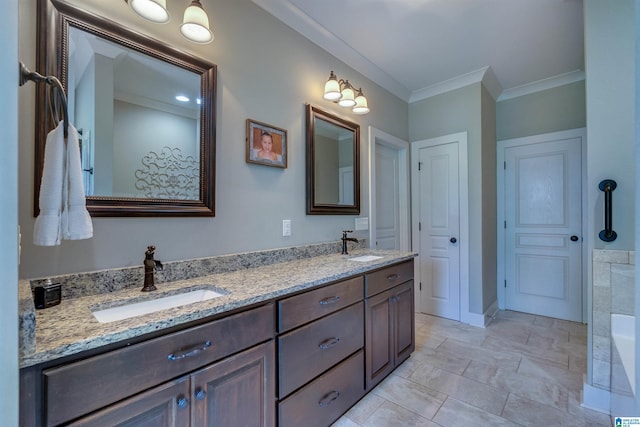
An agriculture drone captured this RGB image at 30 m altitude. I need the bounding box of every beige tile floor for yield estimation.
[333,310,613,427]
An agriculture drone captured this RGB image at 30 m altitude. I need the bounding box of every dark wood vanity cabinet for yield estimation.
[66,341,275,427]
[21,259,415,427]
[365,261,415,390]
[36,303,275,427]
[277,276,366,427]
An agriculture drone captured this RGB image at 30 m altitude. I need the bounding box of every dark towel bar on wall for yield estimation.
[18,61,69,138]
[599,179,617,242]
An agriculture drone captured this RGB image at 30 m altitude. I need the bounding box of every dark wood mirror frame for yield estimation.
[34,0,216,217]
[306,104,360,215]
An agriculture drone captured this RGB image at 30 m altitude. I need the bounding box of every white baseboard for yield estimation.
[466,301,499,328]
[582,383,611,415]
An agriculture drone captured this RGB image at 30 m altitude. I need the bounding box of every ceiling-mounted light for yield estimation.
[322,71,369,114]
[180,0,214,44]
[176,95,190,102]
[126,0,170,23]
[352,88,369,115]
[323,71,341,101]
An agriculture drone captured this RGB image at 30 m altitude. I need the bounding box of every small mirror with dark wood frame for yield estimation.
[306,105,360,215]
[34,0,216,216]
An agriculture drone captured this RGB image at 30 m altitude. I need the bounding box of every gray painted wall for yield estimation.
[585,0,635,253]
[409,83,496,315]
[481,85,497,313]
[496,81,586,141]
[18,0,408,278]
[2,0,19,423]
[584,0,636,396]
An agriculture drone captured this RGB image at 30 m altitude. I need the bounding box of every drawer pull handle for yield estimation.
[168,340,212,361]
[318,390,340,407]
[195,389,207,401]
[319,337,340,349]
[387,274,399,281]
[319,295,340,305]
[176,395,190,409]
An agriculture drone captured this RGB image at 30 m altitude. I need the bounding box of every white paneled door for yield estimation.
[503,136,583,322]
[417,142,460,320]
[375,144,401,250]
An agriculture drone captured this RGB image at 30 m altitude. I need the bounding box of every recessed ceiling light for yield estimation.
[176,95,190,102]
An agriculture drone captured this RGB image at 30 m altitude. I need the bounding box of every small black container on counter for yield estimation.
[33,279,61,309]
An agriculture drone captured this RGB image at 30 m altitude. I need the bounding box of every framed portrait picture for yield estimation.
[246,119,287,168]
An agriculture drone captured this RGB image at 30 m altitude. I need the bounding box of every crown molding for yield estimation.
[497,70,585,101]
[251,0,411,101]
[409,66,503,103]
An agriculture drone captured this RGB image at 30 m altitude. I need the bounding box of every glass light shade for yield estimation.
[323,71,341,101]
[180,0,214,44]
[352,89,369,114]
[128,0,169,23]
[338,82,356,108]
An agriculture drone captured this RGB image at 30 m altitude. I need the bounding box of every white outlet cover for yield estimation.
[282,220,291,236]
[355,217,369,230]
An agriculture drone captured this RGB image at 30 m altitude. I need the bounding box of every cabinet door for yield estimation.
[191,341,275,427]
[68,377,190,427]
[365,288,394,390]
[394,280,415,365]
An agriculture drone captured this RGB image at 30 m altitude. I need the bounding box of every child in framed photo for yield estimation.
[246,119,287,168]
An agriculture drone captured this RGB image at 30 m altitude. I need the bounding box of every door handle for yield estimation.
[450,237,457,244]
[570,235,579,242]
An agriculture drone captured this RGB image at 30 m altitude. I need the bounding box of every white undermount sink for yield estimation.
[349,255,384,262]
[92,288,225,323]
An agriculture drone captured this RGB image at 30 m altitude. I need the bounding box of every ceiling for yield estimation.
[252,0,585,102]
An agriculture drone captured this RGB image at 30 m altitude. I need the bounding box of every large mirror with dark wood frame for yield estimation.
[306,105,360,215]
[34,0,216,216]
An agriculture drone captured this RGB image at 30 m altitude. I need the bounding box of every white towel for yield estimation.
[33,121,65,246]
[61,124,93,240]
[34,121,93,246]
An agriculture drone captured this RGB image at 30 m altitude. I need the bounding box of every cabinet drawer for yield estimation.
[44,303,274,427]
[279,302,363,398]
[365,260,413,297]
[279,350,364,427]
[278,276,363,333]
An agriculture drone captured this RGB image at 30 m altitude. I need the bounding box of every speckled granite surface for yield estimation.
[19,245,415,368]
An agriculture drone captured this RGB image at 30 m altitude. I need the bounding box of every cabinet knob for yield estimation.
[570,235,579,242]
[176,396,189,409]
[195,389,207,401]
[450,237,457,244]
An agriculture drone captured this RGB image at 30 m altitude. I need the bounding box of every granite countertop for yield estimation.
[19,249,415,368]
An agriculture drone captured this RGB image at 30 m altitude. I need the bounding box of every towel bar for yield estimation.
[18,61,69,138]
[598,179,617,242]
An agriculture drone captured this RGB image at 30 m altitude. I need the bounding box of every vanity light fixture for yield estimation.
[322,71,369,114]
[180,0,214,44]
[125,0,214,44]
[126,0,170,23]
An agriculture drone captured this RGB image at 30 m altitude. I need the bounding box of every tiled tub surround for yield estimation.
[18,242,415,368]
[591,249,635,393]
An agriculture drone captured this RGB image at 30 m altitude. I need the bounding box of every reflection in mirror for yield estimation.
[69,27,201,200]
[306,105,360,215]
[35,0,216,216]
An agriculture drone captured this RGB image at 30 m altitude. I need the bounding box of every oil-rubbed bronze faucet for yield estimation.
[142,245,163,292]
[341,230,358,255]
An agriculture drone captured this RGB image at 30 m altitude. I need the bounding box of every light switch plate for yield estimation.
[282,220,291,236]
[355,217,369,231]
